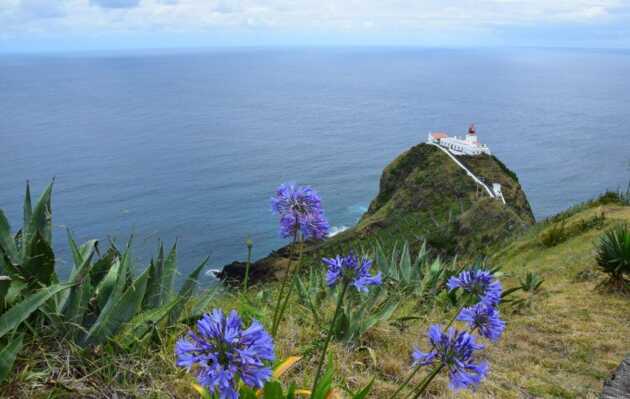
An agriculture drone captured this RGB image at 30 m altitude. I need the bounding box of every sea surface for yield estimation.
[1,47,629,285]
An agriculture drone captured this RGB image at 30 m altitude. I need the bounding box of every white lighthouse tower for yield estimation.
[465,124,479,145]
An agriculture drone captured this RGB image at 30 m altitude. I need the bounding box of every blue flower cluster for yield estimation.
[411,269,505,391]
[175,309,274,399]
[271,183,329,240]
[447,269,502,307]
[457,303,505,342]
[412,325,488,390]
[323,252,382,292]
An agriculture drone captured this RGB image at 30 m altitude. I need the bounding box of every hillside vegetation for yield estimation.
[3,192,629,398]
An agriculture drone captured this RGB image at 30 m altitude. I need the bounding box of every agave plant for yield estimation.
[373,240,450,300]
[596,223,630,290]
[333,283,399,344]
[0,182,213,382]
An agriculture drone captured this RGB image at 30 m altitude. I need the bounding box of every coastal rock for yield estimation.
[216,246,293,286]
[601,356,630,399]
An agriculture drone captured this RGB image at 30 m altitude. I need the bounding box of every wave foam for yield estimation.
[329,225,349,237]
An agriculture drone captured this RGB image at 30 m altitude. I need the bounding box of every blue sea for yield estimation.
[1,47,629,285]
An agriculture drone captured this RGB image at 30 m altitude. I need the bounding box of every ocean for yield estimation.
[1,47,629,285]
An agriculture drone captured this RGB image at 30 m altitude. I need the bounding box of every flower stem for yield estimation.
[243,240,253,291]
[273,240,305,336]
[389,364,422,399]
[271,231,299,337]
[409,363,444,399]
[446,302,467,329]
[311,281,349,394]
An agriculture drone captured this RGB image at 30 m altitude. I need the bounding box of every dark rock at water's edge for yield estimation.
[220,143,535,285]
[601,356,630,398]
[216,245,293,286]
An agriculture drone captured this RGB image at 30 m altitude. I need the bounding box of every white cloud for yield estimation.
[0,0,628,50]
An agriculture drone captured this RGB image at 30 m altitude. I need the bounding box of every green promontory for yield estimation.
[219,143,535,283]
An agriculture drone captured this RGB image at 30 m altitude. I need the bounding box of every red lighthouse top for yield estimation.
[468,124,476,135]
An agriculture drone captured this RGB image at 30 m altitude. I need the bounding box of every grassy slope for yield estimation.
[266,201,630,399]
[479,202,630,399]
[5,202,630,398]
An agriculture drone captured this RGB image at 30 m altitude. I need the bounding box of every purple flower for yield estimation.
[175,309,274,399]
[271,183,329,240]
[447,269,502,307]
[412,325,488,391]
[322,252,382,292]
[457,303,505,342]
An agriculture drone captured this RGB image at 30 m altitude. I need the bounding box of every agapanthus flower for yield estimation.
[175,309,274,399]
[457,303,505,342]
[322,252,382,292]
[412,325,488,391]
[271,183,329,240]
[447,269,502,307]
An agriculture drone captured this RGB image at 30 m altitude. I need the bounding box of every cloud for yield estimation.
[90,0,141,9]
[1,0,630,51]
[20,0,65,18]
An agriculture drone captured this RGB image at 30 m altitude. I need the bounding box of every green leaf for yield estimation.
[263,380,285,399]
[311,354,334,399]
[84,265,150,345]
[238,386,258,399]
[159,242,177,306]
[0,333,23,383]
[286,384,296,399]
[23,182,32,233]
[23,181,53,252]
[142,259,161,310]
[94,258,121,310]
[0,276,10,306]
[363,300,399,333]
[169,257,208,324]
[66,231,97,274]
[351,378,375,399]
[114,298,180,350]
[0,211,18,266]
[60,235,97,319]
[0,283,72,339]
[4,279,26,307]
[61,280,93,330]
[21,231,55,285]
[90,247,118,288]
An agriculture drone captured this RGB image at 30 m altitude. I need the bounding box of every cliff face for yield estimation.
[219,143,535,284]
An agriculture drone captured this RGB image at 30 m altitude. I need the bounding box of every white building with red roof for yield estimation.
[427,124,491,156]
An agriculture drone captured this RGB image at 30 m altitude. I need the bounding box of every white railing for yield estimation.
[428,142,498,200]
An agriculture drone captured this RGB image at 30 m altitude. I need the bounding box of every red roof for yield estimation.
[430,132,448,139]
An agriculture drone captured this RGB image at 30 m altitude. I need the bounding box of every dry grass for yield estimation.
[4,204,630,398]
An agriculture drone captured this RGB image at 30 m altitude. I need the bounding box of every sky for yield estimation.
[1,0,630,53]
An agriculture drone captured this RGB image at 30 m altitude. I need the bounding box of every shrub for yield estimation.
[539,221,567,247]
[596,224,630,290]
